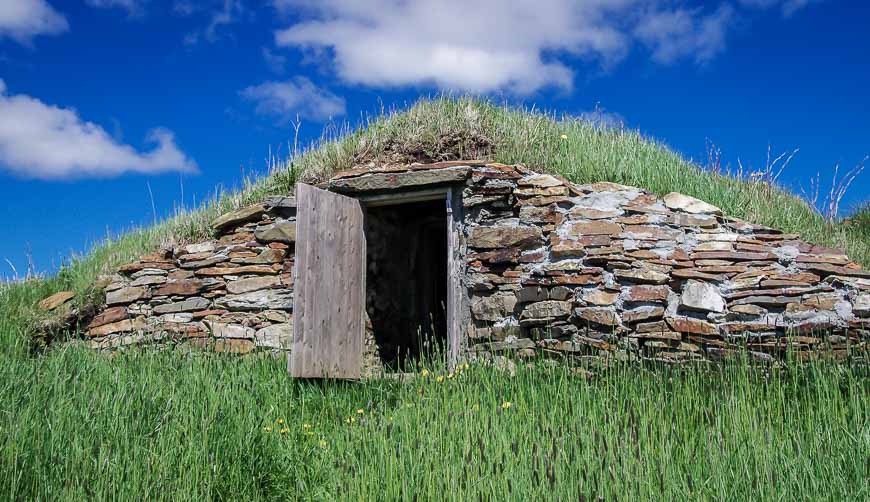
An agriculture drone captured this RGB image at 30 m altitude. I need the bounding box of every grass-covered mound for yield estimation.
[0,97,868,499]
[2,97,867,354]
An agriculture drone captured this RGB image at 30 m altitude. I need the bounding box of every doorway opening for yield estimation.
[364,197,448,370]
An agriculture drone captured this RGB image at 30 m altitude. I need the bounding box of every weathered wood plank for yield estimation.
[290,184,365,379]
[446,188,462,371]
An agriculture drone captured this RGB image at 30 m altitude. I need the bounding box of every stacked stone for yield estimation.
[463,164,869,363]
[74,160,869,365]
[85,196,298,354]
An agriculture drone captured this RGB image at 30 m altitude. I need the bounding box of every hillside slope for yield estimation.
[1,97,868,353]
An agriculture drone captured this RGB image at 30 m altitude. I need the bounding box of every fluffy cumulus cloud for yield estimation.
[240,77,346,122]
[0,0,68,44]
[0,80,197,179]
[272,0,745,94]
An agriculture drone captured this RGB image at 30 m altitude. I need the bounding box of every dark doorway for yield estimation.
[365,198,448,369]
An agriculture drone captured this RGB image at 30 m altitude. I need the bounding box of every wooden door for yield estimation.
[290,184,366,379]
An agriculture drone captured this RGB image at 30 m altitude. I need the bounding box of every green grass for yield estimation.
[0,347,866,500]
[1,96,868,499]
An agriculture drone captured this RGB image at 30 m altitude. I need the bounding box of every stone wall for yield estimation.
[459,164,869,363]
[84,196,298,354]
[68,161,869,365]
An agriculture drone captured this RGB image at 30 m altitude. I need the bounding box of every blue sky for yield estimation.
[0,0,867,278]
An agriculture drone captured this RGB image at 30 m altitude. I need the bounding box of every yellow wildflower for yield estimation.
[319,440,328,448]
[436,375,445,383]
[447,373,454,379]
[280,427,289,434]
[420,369,430,377]
[302,423,312,430]
[305,431,314,436]
[263,426,273,433]
[464,363,470,371]
[388,416,393,422]
[276,418,284,425]
[356,408,365,415]
[560,134,568,140]
[345,417,356,425]
[501,401,512,410]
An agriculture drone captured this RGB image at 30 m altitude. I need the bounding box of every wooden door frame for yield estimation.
[355,186,463,371]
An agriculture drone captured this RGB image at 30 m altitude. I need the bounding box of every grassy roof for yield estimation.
[1,96,867,354]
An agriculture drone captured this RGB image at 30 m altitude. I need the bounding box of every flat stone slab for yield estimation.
[328,166,471,193]
[212,204,266,232]
[38,291,75,311]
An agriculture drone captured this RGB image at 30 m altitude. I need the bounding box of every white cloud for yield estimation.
[0,80,197,179]
[0,0,68,44]
[85,0,147,16]
[635,4,734,64]
[272,1,743,94]
[262,47,286,73]
[578,106,625,130]
[739,0,822,17]
[240,77,346,122]
[183,0,243,45]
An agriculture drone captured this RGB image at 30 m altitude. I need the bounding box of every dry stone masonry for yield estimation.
[85,196,298,354]
[71,161,869,366]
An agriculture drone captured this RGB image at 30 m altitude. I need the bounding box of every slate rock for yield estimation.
[573,307,621,327]
[212,204,266,232]
[518,174,563,187]
[614,268,670,285]
[467,225,543,249]
[226,275,282,295]
[680,280,725,313]
[850,294,869,317]
[520,300,572,320]
[662,192,722,215]
[566,221,622,236]
[515,286,548,303]
[255,323,293,349]
[153,297,211,314]
[87,318,146,337]
[106,286,148,306]
[206,321,255,339]
[666,316,717,335]
[87,306,128,329]
[471,293,518,321]
[216,290,293,311]
[38,291,75,311]
[254,220,296,244]
[624,285,669,303]
[154,280,206,297]
[582,290,619,306]
[329,167,471,192]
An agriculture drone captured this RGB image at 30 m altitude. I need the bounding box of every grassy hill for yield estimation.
[0,97,867,499]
